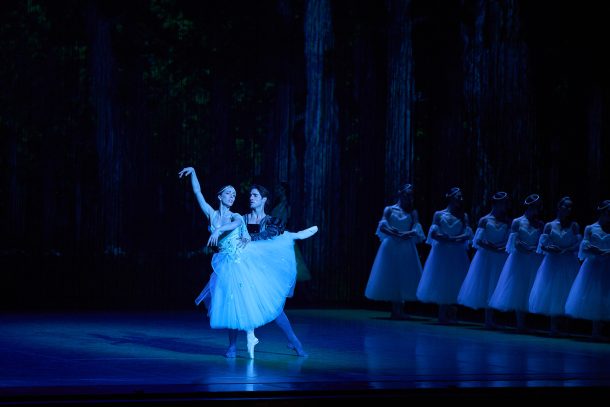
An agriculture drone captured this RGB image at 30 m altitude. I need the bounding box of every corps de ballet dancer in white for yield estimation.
[489,194,544,332]
[365,183,425,320]
[417,187,473,323]
[528,196,581,336]
[458,192,510,328]
[565,200,610,339]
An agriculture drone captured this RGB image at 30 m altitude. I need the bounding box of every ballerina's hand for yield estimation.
[207,230,220,247]
[398,230,415,240]
[590,245,604,255]
[178,167,194,178]
[544,244,563,253]
[433,232,448,241]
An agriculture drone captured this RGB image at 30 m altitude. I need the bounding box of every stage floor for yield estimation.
[1,308,610,405]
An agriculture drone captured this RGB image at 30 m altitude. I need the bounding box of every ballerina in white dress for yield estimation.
[417,187,473,323]
[489,194,544,331]
[565,200,610,339]
[365,184,425,320]
[528,196,581,336]
[458,192,510,328]
[179,167,317,358]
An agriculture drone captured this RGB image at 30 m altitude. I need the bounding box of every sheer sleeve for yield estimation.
[413,222,425,244]
[461,226,473,250]
[375,220,388,242]
[250,216,285,241]
[577,225,593,261]
[463,214,474,248]
[536,230,549,255]
[426,224,439,246]
[375,208,389,242]
[505,219,520,254]
[472,227,485,250]
[505,232,518,253]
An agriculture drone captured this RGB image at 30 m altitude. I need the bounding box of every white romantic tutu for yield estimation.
[564,226,610,321]
[196,231,298,331]
[417,241,470,305]
[489,239,543,312]
[489,219,544,312]
[417,223,471,305]
[365,224,424,302]
[458,248,508,310]
[565,257,610,320]
[528,252,580,316]
[458,222,509,309]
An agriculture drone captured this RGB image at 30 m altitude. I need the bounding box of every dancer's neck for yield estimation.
[249,208,266,224]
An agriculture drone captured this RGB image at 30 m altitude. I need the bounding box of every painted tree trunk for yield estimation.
[268,0,306,230]
[87,3,123,255]
[385,0,415,197]
[6,131,24,247]
[586,86,602,205]
[337,3,387,300]
[461,0,534,219]
[266,0,297,194]
[303,0,339,298]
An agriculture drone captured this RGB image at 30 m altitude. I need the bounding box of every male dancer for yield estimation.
[244,184,316,357]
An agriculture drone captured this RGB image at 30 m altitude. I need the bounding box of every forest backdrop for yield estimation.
[1,0,609,310]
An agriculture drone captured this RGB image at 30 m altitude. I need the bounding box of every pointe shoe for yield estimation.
[247,333,259,359]
[294,226,318,240]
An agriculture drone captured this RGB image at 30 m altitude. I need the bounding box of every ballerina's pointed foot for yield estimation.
[286,342,308,357]
[294,226,318,240]
[247,333,259,359]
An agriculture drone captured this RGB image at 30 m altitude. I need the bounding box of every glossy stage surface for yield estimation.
[1,308,610,405]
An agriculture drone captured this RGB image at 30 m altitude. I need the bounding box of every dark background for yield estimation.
[1,0,609,311]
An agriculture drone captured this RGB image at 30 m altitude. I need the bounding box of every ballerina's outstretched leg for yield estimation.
[275,312,308,357]
[289,226,318,240]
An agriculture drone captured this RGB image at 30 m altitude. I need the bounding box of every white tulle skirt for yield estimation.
[458,248,508,310]
[195,234,297,331]
[417,241,470,305]
[528,252,580,316]
[365,236,422,302]
[565,257,610,321]
[489,250,543,312]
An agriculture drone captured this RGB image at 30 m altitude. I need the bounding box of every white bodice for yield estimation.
[438,211,466,237]
[585,223,610,251]
[515,215,542,247]
[547,221,580,249]
[210,213,249,259]
[387,205,414,232]
[481,216,509,245]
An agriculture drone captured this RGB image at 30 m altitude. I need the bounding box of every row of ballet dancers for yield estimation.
[365,185,610,338]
